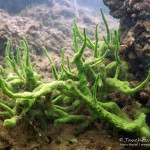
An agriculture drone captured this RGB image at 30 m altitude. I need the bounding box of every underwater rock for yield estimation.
[103,0,150,78]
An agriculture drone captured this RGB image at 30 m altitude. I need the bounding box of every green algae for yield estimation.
[0,10,149,139]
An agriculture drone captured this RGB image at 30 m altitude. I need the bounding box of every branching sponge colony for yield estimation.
[0,9,150,138]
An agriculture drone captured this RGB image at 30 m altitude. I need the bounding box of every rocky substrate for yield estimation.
[103,0,150,106]
[103,0,150,77]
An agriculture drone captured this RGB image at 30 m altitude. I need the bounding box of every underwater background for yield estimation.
[0,0,149,150]
[0,0,118,80]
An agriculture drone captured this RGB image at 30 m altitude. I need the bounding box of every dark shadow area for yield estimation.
[0,0,47,14]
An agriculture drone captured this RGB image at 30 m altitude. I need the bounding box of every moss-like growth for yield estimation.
[0,10,149,138]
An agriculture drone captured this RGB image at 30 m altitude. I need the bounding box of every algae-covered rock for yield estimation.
[103,0,150,77]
